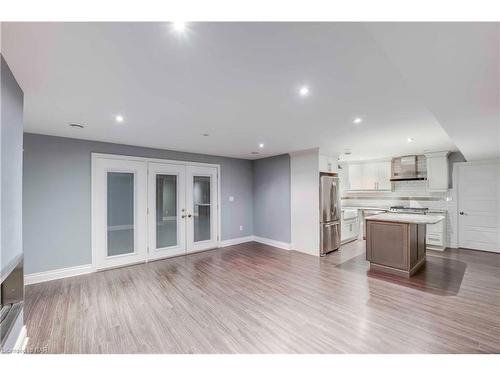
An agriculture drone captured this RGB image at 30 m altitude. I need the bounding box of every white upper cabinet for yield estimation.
[347,161,392,191]
[425,151,449,192]
[319,154,338,173]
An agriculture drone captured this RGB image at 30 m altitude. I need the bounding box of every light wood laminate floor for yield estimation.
[24,241,500,353]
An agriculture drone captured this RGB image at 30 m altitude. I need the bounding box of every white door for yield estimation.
[93,157,148,270]
[148,162,186,260]
[457,162,500,253]
[186,166,219,253]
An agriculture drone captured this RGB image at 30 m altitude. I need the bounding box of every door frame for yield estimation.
[91,153,221,270]
[454,159,500,252]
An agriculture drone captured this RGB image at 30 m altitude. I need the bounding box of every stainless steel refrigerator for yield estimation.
[320,173,341,256]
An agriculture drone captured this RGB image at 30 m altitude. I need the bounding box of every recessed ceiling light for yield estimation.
[69,123,84,129]
[353,117,363,124]
[407,137,414,143]
[259,143,264,148]
[172,22,187,33]
[115,115,124,123]
[299,86,310,97]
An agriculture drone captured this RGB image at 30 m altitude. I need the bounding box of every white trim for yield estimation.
[219,236,253,247]
[252,236,292,250]
[12,326,28,353]
[25,264,94,285]
[91,153,222,269]
[92,152,221,169]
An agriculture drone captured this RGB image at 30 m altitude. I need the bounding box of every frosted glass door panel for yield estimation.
[186,166,218,253]
[107,172,135,256]
[156,175,177,248]
[94,156,147,270]
[147,162,186,260]
[193,176,211,242]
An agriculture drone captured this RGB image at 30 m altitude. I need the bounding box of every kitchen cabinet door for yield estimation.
[426,153,449,191]
[376,161,392,190]
[362,163,378,190]
[348,163,364,190]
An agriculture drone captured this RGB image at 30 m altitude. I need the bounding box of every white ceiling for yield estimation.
[1,22,498,160]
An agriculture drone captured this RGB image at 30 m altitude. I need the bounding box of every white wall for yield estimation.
[290,149,319,256]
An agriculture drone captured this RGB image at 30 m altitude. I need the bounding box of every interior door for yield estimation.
[93,157,148,270]
[458,162,500,252]
[185,166,219,253]
[147,162,186,260]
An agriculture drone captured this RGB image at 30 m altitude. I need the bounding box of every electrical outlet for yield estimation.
[239,225,243,231]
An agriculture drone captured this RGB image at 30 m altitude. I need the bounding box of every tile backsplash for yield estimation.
[341,180,458,248]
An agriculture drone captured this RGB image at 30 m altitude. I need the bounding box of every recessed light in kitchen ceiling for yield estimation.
[353,117,363,124]
[172,22,187,33]
[115,115,124,123]
[299,85,310,97]
[407,137,414,143]
[259,143,264,148]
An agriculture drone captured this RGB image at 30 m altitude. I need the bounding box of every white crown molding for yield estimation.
[25,264,95,285]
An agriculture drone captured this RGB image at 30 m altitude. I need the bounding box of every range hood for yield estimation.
[390,155,427,181]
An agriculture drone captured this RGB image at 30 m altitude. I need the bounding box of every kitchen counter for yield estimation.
[365,214,441,278]
[367,213,445,224]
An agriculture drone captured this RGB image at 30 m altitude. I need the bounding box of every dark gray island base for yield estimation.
[365,213,445,278]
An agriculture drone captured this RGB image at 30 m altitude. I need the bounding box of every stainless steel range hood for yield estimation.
[390,155,427,181]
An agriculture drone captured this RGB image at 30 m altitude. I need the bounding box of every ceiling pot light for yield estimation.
[259,143,264,148]
[115,115,124,123]
[299,86,310,97]
[172,22,187,33]
[353,117,363,124]
[407,137,414,143]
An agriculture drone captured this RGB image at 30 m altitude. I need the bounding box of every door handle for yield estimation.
[188,214,192,218]
[459,212,464,215]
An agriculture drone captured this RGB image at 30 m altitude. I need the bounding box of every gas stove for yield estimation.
[388,206,429,215]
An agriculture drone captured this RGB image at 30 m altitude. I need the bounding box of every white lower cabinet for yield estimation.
[426,214,447,251]
[341,217,359,244]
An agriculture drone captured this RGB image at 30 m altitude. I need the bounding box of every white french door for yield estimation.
[93,158,148,270]
[148,162,187,260]
[185,166,219,253]
[93,155,219,270]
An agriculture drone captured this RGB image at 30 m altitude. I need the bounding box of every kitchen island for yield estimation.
[365,213,445,277]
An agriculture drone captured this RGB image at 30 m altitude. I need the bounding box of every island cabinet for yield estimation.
[366,220,427,278]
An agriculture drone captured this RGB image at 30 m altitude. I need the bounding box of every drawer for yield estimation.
[427,234,443,245]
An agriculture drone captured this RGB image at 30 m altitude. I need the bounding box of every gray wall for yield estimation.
[23,133,254,274]
[1,55,24,271]
[252,154,291,243]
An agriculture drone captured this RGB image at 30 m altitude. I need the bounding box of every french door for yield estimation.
[93,155,219,270]
[93,158,148,269]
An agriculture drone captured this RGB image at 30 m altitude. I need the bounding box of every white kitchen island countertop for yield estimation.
[366,213,445,224]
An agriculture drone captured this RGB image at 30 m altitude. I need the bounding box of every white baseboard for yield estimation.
[219,236,254,247]
[13,326,28,353]
[252,236,292,250]
[25,264,95,285]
